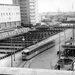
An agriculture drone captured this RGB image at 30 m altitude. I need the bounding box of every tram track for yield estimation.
[21,36,74,69]
[28,36,70,69]
[22,61,28,68]
[16,59,28,68]
[22,58,35,68]
[49,37,71,69]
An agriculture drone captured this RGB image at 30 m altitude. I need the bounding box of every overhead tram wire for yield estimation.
[50,0,58,12]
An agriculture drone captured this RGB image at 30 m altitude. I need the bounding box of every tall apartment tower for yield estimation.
[12,0,20,5]
[20,0,38,26]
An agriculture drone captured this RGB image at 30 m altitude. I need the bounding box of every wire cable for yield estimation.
[50,0,58,12]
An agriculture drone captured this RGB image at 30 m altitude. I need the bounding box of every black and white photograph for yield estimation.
[0,0,75,75]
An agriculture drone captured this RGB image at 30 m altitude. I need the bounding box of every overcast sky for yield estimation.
[0,0,12,4]
[0,0,75,13]
[38,0,75,13]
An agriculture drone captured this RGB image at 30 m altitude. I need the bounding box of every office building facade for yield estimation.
[0,4,21,30]
[0,4,30,40]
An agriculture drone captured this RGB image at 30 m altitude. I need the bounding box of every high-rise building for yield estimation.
[12,0,20,5]
[20,0,38,26]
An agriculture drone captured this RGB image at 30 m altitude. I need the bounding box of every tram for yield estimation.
[22,39,55,60]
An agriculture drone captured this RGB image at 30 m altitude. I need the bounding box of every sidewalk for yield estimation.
[51,54,74,70]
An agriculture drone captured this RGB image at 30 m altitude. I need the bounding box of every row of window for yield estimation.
[21,18,28,21]
[20,2,26,5]
[21,16,27,18]
[30,5,35,7]
[0,22,19,30]
[30,12,35,14]
[29,0,35,3]
[0,7,19,11]
[30,15,35,17]
[20,6,27,9]
[0,12,20,16]
[0,16,20,23]
[20,0,26,2]
[61,24,74,26]
[30,18,35,20]
[29,2,35,5]
[30,9,35,11]
[21,13,27,15]
[21,10,27,12]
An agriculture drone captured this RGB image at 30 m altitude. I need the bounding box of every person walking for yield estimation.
[57,64,61,70]
[55,64,61,70]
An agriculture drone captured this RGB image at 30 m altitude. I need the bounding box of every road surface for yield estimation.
[28,43,59,69]
[0,29,72,69]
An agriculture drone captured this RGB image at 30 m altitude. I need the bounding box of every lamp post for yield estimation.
[22,36,25,48]
[13,39,16,62]
[73,25,74,40]
[11,37,16,67]
[64,29,66,45]
[59,32,61,59]
[72,24,74,45]
[11,37,13,67]
[10,36,25,67]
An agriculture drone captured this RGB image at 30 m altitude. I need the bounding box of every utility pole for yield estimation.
[59,32,61,59]
[22,36,25,48]
[14,44,15,61]
[11,37,13,67]
[73,25,74,40]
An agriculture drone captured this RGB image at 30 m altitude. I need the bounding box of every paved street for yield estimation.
[0,29,73,70]
[0,39,62,68]
[28,44,59,69]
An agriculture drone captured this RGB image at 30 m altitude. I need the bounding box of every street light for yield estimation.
[59,32,61,59]
[63,29,66,45]
[22,36,25,48]
[73,24,74,45]
[10,36,25,67]
[11,37,13,67]
[64,29,66,39]
[13,39,16,62]
[11,37,16,67]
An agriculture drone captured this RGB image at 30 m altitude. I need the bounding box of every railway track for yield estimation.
[22,61,28,68]
[21,57,35,68]
[16,60,28,68]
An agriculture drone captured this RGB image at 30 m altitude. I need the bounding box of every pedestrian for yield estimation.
[55,64,61,70]
[57,64,61,70]
[57,51,59,55]
[70,37,72,40]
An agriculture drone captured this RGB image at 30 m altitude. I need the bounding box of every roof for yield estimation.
[62,45,75,49]
[62,21,75,23]
[65,39,75,44]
